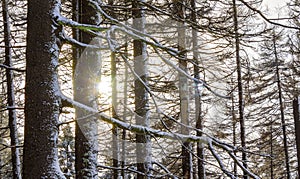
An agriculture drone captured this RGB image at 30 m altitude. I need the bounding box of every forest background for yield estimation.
[0,0,300,178]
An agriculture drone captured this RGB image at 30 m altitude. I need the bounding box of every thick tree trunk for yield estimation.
[191,0,205,178]
[233,1,248,178]
[132,0,151,178]
[293,96,300,177]
[273,34,291,179]
[23,0,65,178]
[73,0,101,178]
[1,0,21,178]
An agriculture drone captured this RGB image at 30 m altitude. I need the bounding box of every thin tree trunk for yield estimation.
[0,93,3,179]
[73,0,101,178]
[111,53,119,179]
[111,26,120,179]
[174,0,192,178]
[23,0,65,178]
[231,94,237,177]
[270,119,274,179]
[293,96,300,178]
[273,34,291,179]
[108,1,120,178]
[122,42,129,179]
[0,80,6,178]
[132,0,151,178]
[191,0,205,178]
[232,1,248,178]
[1,0,21,178]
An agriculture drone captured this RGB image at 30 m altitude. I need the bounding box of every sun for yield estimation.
[96,77,114,116]
[97,78,112,97]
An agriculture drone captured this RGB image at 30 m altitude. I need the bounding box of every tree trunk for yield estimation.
[273,34,291,179]
[23,0,65,178]
[111,28,120,179]
[108,1,120,178]
[174,0,192,178]
[1,0,21,178]
[231,94,237,177]
[122,41,129,179]
[73,0,101,178]
[270,118,274,179]
[232,0,248,178]
[293,96,300,178]
[132,0,151,178]
[191,0,205,178]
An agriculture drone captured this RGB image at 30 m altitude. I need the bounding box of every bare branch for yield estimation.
[208,141,236,179]
[55,15,108,32]
[238,0,299,30]
[60,93,209,143]
[61,30,109,50]
[153,48,231,99]
[0,64,25,72]
[60,92,260,178]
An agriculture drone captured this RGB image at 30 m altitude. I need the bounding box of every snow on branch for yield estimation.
[97,164,177,178]
[61,30,109,50]
[60,93,260,178]
[88,0,181,56]
[60,93,209,143]
[86,1,231,100]
[105,26,231,99]
[55,15,108,32]
[153,48,232,99]
[208,142,236,178]
[52,0,234,101]
[211,140,260,179]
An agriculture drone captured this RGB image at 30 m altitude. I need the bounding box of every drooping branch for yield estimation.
[212,140,260,179]
[55,0,232,100]
[153,48,231,99]
[60,93,209,143]
[208,141,236,179]
[89,0,183,56]
[238,0,300,30]
[54,1,181,57]
[61,30,109,49]
[60,93,260,178]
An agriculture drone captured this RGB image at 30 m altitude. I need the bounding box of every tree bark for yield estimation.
[293,96,300,178]
[231,94,237,177]
[273,33,291,179]
[132,0,151,178]
[111,51,120,179]
[2,0,21,178]
[73,0,101,178]
[233,0,248,178]
[111,34,120,179]
[191,0,205,178]
[270,118,274,179]
[122,41,129,179]
[174,0,192,178]
[108,1,120,178]
[23,0,65,178]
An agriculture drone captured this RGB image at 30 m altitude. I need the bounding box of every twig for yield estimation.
[0,64,25,72]
[239,0,299,30]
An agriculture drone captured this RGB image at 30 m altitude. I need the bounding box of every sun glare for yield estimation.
[97,78,112,96]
